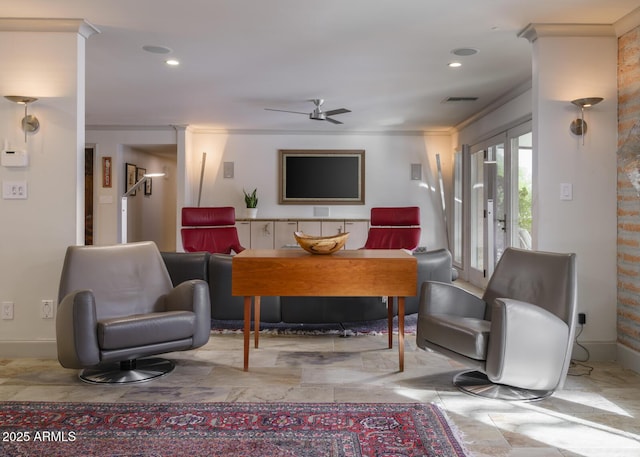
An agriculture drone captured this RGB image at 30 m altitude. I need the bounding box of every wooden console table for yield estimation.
[232,249,417,371]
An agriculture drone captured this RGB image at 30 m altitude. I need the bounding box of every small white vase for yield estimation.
[246,208,258,219]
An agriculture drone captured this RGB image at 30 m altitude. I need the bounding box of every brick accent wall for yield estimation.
[618,25,640,352]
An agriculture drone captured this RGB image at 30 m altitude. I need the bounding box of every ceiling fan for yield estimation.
[265,99,351,124]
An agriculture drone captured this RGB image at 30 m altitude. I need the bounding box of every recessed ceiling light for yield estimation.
[448,62,462,68]
[142,45,172,54]
[165,59,180,66]
[451,48,478,57]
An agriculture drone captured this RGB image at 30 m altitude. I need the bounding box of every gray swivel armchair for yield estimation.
[56,241,211,384]
[417,247,577,401]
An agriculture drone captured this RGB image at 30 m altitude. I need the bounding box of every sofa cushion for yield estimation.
[420,314,490,360]
[161,251,210,287]
[97,311,196,350]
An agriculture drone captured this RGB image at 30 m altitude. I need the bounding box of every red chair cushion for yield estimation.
[182,207,236,226]
[181,207,245,254]
[370,206,420,226]
[181,227,244,254]
[363,206,421,250]
[363,227,421,250]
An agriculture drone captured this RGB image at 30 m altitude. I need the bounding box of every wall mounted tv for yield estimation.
[279,149,365,205]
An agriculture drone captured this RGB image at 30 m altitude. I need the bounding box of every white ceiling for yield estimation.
[3,0,639,132]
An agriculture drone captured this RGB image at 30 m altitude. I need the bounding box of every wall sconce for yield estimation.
[570,97,603,145]
[4,96,40,143]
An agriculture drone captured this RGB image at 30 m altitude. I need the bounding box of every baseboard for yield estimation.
[0,340,57,359]
[571,340,617,362]
[617,344,640,374]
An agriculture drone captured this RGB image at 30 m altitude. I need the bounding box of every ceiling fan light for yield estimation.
[266,99,350,124]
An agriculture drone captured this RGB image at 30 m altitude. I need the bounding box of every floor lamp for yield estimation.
[121,172,165,244]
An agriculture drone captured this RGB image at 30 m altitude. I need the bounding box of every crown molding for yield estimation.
[88,124,449,136]
[518,23,615,42]
[0,18,100,39]
[188,127,438,137]
[614,6,640,36]
[86,124,177,132]
[454,79,532,133]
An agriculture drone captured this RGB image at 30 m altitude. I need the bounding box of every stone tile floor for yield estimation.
[1,333,639,456]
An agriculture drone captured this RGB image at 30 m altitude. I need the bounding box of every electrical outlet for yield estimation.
[2,181,28,200]
[41,300,54,319]
[578,312,586,325]
[2,301,14,320]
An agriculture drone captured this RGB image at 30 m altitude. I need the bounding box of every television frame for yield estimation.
[279,149,365,205]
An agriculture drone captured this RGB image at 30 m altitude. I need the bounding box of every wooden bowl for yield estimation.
[294,231,349,255]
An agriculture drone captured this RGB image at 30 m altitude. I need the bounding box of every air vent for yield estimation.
[443,96,479,103]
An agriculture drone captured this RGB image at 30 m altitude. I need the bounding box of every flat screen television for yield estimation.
[279,150,365,204]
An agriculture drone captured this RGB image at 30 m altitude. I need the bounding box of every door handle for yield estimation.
[497,217,507,232]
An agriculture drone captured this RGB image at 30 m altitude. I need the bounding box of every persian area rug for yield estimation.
[0,401,469,457]
[211,313,418,336]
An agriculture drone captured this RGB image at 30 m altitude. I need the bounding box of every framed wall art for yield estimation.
[102,156,112,188]
[125,163,137,196]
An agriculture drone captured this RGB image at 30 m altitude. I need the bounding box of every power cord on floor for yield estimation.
[569,323,594,377]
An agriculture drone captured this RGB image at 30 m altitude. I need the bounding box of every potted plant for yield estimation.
[243,188,258,218]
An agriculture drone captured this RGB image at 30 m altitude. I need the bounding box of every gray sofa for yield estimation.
[161,248,456,324]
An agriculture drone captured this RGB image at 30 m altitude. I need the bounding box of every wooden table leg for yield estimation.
[243,296,252,371]
[398,296,405,372]
[387,296,394,349]
[254,296,261,349]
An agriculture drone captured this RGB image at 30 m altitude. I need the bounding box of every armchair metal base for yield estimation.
[79,358,175,385]
[453,370,552,402]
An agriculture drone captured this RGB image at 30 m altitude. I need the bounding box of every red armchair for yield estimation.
[181,207,245,254]
[362,206,421,251]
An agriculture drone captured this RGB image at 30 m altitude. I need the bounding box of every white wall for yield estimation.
[122,146,177,251]
[533,32,618,358]
[187,130,452,250]
[86,128,178,246]
[0,25,91,354]
[457,27,618,360]
[87,129,453,254]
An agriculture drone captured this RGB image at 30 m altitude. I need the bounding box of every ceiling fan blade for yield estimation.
[325,117,343,125]
[264,108,309,115]
[324,108,351,116]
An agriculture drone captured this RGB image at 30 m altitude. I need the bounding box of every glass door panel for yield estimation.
[463,121,532,288]
[510,131,533,250]
[469,148,485,284]
[452,149,464,267]
[491,142,507,267]
[469,136,505,286]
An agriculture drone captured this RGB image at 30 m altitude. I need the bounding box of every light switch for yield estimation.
[2,181,28,199]
[560,183,573,201]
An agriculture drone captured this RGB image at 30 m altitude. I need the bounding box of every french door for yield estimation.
[467,122,532,287]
